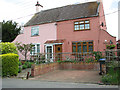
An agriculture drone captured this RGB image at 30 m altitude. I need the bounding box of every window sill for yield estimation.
[74,29,90,31]
[31,35,39,37]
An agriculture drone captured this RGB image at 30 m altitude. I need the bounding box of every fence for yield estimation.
[30,49,120,77]
[30,49,120,64]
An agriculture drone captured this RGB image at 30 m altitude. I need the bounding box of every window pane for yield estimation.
[80,24,84,30]
[85,20,89,23]
[83,45,87,52]
[77,42,81,45]
[89,45,93,52]
[74,22,79,24]
[31,26,39,36]
[74,25,79,30]
[32,45,35,54]
[83,42,86,44]
[37,44,40,53]
[73,46,76,52]
[89,42,93,44]
[80,21,84,24]
[72,42,76,45]
[78,45,81,53]
[85,24,90,29]
[47,46,52,59]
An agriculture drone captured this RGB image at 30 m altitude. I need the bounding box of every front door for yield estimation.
[55,45,62,61]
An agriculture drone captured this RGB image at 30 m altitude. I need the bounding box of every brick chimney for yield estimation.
[35,1,43,13]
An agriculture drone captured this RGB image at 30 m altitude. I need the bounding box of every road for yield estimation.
[2,78,119,88]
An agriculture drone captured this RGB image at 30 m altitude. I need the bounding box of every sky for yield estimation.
[0,0,119,40]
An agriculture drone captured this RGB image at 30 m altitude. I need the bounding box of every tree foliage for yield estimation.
[2,20,21,42]
[0,42,18,54]
[15,42,34,60]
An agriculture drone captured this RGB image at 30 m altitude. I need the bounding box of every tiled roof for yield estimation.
[25,1,99,27]
[45,39,65,44]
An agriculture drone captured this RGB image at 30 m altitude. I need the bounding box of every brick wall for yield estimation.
[31,63,59,77]
[31,62,99,77]
[59,62,99,70]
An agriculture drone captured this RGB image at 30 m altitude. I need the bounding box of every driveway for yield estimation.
[29,70,102,84]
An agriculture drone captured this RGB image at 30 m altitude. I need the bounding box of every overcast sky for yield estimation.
[0,0,119,40]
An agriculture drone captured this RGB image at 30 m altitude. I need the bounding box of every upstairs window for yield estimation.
[74,20,90,31]
[31,26,39,36]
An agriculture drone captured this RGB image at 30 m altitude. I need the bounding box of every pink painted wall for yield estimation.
[13,23,57,60]
[57,17,100,52]
[98,30,116,51]
[57,1,116,53]
[57,17,116,53]
[98,0,107,30]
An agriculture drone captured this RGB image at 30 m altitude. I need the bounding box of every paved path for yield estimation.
[29,70,102,84]
[17,68,31,78]
[2,78,118,88]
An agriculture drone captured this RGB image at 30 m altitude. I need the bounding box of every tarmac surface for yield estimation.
[29,70,102,84]
[2,78,118,88]
[2,70,119,88]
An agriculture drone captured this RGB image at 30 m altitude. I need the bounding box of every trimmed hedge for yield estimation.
[0,42,18,54]
[0,53,19,77]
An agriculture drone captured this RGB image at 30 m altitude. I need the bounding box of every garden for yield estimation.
[0,42,119,85]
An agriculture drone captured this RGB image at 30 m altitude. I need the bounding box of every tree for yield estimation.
[15,42,34,60]
[2,20,21,42]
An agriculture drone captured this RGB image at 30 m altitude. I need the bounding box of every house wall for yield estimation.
[57,17,100,53]
[57,1,116,53]
[98,30,116,51]
[13,23,57,60]
[98,0,107,31]
[57,16,116,53]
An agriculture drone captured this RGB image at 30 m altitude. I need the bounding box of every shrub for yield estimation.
[0,42,18,54]
[106,44,115,49]
[24,61,29,66]
[22,64,27,69]
[1,53,19,77]
[101,67,119,85]
[18,67,22,73]
[19,61,22,66]
[93,51,103,61]
[85,57,96,63]
[27,62,34,68]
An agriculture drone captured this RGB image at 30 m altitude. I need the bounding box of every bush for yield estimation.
[18,67,22,73]
[101,67,119,85]
[22,64,27,69]
[1,53,19,77]
[85,57,96,63]
[24,61,29,66]
[106,44,115,49]
[93,51,103,61]
[28,62,34,68]
[0,42,18,54]
[19,61,22,66]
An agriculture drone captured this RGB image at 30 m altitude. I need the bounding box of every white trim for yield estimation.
[45,44,54,62]
[44,43,63,46]
[30,43,40,55]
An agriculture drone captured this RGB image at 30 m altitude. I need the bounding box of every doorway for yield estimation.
[55,44,62,61]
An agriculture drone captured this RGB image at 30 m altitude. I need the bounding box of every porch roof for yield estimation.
[45,39,65,44]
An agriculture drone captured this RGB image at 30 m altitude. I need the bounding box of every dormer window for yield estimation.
[31,26,39,36]
[74,20,90,31]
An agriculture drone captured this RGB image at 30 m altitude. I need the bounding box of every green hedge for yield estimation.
[0,42,18,54]
[0,53,19,77]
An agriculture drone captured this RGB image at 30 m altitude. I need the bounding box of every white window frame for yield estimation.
[31,26,39,36]
[31,43,40,55]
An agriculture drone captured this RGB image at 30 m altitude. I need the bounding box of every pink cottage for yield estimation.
[13,0,116,61]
